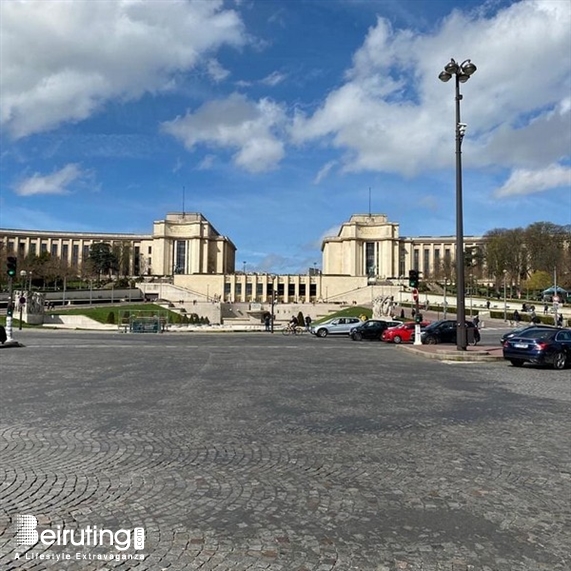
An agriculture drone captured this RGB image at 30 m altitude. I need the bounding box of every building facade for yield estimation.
[322,214,483,280]
[1,213,236,278]
[1,212,484,303]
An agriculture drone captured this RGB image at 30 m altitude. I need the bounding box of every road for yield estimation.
[0,329,569,570]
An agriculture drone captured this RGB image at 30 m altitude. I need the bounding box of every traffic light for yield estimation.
[408,269,420,288]
[6,256,17,278]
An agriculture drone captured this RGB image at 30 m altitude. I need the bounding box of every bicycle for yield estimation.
[281,323,305,336]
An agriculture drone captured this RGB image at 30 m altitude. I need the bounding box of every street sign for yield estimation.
[19,296,26,305]
[553,295,560,303]
[412,288,419,302]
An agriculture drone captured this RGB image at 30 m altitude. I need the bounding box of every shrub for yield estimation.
[106,311,115,324]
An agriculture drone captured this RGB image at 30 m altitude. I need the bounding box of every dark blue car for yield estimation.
[502,327,571,369]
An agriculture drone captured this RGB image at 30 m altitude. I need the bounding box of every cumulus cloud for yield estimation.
[290,0,571,180]
[0,0,246,138]
[162,93,286,172]
[14,164,87,196]
[495,164,571,198]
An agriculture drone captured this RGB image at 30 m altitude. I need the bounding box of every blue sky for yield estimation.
[1,0,570,274]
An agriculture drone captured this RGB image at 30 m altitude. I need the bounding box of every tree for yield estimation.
[88,242,118,279]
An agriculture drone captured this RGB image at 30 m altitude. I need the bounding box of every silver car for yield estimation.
[311,317,363,337]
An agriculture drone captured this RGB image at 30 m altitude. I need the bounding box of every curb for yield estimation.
[399,344,503,362]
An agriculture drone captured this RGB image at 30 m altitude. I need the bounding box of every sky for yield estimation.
[1,0,570,274]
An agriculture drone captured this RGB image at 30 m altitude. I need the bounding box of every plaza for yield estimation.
[0,330,569,570]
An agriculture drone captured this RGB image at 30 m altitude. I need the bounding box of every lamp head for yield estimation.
[438,71,452,82]
[458,74,470,83]
[461,60,477,76]
[444,59,458,74]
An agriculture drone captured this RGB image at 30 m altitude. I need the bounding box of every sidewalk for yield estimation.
[397,309,506,362]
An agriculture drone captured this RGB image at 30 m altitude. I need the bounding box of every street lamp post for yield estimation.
[503,269,508,322]
[439,58,477,350]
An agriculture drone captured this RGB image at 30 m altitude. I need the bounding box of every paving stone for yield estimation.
[0,330,570,570]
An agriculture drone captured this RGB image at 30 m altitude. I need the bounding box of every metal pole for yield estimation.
[455,74,467,350]
[6,277,14,342]
[443,279,448,319]
[503,272,507,322]
[553,267,558,325]
[270,276,276,333]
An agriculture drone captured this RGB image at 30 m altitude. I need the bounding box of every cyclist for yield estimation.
[289,315,299,333]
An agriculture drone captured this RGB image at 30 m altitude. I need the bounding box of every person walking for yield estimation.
[513,309,521,325]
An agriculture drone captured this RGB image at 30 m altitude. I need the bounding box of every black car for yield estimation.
[420,319,480,345]
[499,324,556,345]
[502,327,571,369]
[350,319,400,341]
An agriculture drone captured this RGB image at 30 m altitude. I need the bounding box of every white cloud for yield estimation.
[313,161,337,184]
[0,0,246,138]
[290,1,571,180]
[495,164,571,198]
[162,93,286,172]
[14,164,87,196]
[206,58,231,82]
[261,71,287,87]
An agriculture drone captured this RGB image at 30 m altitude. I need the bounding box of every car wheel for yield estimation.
[316,328,328,338]
[352,332,362,341]
[425,336,437,345]
[553,352,567,370]
[510,359,524,367]
[393,335,402,344]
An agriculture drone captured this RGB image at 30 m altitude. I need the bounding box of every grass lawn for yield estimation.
[312,305,373,324]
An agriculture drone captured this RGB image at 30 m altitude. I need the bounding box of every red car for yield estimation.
[382,321,430,344]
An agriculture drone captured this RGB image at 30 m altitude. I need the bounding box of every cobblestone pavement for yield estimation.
[0,330,570,571]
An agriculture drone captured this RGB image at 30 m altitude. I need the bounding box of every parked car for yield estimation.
[419,319,480,345]
[310,317,363,337]
[350,319,401,341]
[500,324,557,345]
[381,321,430,344]
[502,327,571,369]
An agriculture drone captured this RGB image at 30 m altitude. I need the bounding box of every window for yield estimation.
[72,244,79,265]
[51,244,58,257]
[175,240,186,273]
[365,242,376,276]
[413,249,419,271]
[423,249,430,276]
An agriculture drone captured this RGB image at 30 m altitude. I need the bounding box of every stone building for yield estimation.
[1,211,484,303]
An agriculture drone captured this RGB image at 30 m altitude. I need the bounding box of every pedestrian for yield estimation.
[400,308,405,319]
[556,313,563,327]
[264,314,271,332]
[473,315,480,329]
[304,315,312,331]
[513,309,521,325]
[544,303,549,315]
[486,299,491,310]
